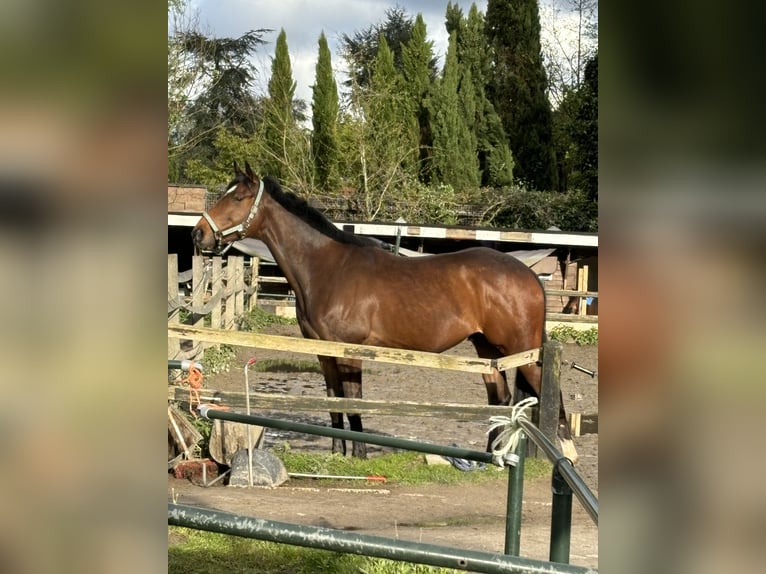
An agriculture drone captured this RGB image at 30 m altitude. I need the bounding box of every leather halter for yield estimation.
[201,178,264,254]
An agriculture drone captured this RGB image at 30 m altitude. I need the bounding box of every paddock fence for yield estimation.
[168,402,598,573]
[167,301,597,571]
[167,323,564,452]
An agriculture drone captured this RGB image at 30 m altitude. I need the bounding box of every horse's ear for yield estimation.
[233,161,242,176]
[245,161,255,181]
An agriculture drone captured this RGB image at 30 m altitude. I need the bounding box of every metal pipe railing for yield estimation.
[517,418,598,525]
[194,406,598,567]
[198,406,495,465]
[168,503,596,574]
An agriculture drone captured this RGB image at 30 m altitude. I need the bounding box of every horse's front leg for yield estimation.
[318,355,347,455]
[338,358,366,459]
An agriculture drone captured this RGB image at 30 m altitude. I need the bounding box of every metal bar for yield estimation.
[168,503,596,574]
[199,406,495,465]
[549,466,573,563]
[517,418,598,525]
[504,433,527,556]
[167,359,204,372]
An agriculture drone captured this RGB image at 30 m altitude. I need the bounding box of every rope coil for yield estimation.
[487,397,538,467]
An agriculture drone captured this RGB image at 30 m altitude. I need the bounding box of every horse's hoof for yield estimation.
[331,439,347,456]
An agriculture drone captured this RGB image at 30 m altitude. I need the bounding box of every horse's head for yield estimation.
[191,161,265,254]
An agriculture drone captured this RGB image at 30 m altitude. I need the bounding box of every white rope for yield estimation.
[487,397,538,466]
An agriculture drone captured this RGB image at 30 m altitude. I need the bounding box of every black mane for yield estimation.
[261,176,384,248]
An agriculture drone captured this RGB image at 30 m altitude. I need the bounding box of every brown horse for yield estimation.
[192,162,577,462]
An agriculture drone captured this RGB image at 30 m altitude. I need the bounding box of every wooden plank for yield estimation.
[223,262,235,329]
[168,325,498,374]
[495,348,540,371]
[168,386,529,420]
[546,313,598,323]
[544,288,598,298]
[569,412,582,437]
[211,257,222,329]
[192,256,205,328]
[246,258,257,312]
[167,254,180,358]
[579,266,589,316]
[233,257,244,317]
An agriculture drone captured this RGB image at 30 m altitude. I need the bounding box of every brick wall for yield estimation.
[168,185,207,212]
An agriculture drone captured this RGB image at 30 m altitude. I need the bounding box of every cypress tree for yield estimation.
[401,13,435,182]
[264,29,297,180]
[486,0,557,190]
[448,2,514,187]
[311,31,340,191]
[431,32,480,191]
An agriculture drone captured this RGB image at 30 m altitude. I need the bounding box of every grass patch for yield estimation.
[168,527,460,573]
[239,307,297,332]
[548,325,598,345]
[252,358,324,374]
[273,447,552,486]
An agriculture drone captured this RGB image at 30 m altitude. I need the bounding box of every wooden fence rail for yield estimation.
[168,324,540,375]
[167,386,524,420]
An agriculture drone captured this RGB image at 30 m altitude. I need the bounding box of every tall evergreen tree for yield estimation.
[431,32,480,191]
[311,31,340,191]
[263,29,297,180]
[554,52,597,198]
[170,29,267,182]
[341,6,438,90]
[401,13,436,183]
[486,0,557,190]
[447,2,513,187]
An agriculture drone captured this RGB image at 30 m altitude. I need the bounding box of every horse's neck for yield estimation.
[256,193,338,305]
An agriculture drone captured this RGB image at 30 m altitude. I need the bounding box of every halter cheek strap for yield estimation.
[202,179,265,252]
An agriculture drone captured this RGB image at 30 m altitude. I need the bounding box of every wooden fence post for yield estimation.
[234,256,245,318]
[192,255,205,328]
[247,257,259,312]
[211,257,222,329]
[167,254,180,359]
[539,340,563,454]
[224,259,235,329]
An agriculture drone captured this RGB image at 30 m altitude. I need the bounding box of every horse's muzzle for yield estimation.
[191,226,212,251]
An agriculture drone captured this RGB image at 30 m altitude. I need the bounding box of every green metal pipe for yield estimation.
[517,418,598,525]
[199,406,495,465]
[168,503,596,574]
[504,433,527,556]
[549,467,573,564]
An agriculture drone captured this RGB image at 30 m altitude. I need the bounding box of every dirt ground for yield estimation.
[168,323,598,569]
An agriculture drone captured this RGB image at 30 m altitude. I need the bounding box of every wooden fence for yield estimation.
[167,324,564,449]
[167,254,259,361]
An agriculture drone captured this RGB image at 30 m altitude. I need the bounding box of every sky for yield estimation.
[185,0,594,110]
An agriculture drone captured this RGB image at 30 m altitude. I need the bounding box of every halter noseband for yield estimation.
[201,178,265,254]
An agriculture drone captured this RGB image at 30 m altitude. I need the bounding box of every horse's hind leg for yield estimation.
[318,356,347,455]
[469,335,511,452]
[337,358,367,459]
